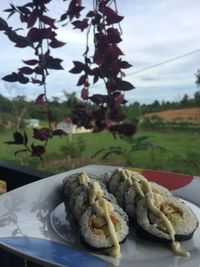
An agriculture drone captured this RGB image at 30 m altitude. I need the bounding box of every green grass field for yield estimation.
[0,128,200,176]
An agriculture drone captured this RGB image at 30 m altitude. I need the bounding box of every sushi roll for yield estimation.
[103,168,199,256]
[63,171,129,258]
[135,192,199,256]
[80,199,129,257]
[125,181,172,220]
[105,168,146,209]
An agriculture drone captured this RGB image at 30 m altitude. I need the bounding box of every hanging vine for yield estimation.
[0,0,136,160]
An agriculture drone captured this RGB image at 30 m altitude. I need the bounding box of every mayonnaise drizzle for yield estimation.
[78,173,121,257]
[79,172,90,185]
[121,168,190,257]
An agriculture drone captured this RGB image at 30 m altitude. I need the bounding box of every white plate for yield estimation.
[0,165,200,267]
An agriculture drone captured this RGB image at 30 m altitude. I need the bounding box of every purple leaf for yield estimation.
[35,94,46,105]
[110,44,124,56]
[113,92,127,105]
[49,38,66,48]
[59,13,67,22]
[101,6,124,25]
[31,144,45,158]
[93,75,99,84]
[0,17,9,31]
[14,131,24,144]
[7,11,16,19]
[27,27,55,42]
[86,11,95,17]
[107,28,122,43]
[109,111,126,122]
[72,18,89,31]
[110,123,137,135]
[5,131,24,145]
[4,6,15,13]
[81,88,88,100]
[89,94,108,105]
[3,4,17,19]
[71,109,92,129]
[69,61,85,74]
[27,9,37,28]
[77,74,87,86]
[6,28,32,48]
[52,129,67,136]
[18,66,33,75]
[33,127,51,141]
[63,0,85,21]
[46,56,63,70]
[34,66,43,75]
[119,60,132,69]
[24,131,28,145]
[31,78,42,84]
[23,59,38,65]
[2,72,19,82]
[3,71,28,84]
[117,79,135,91]
[34,0,51,4]
[18,72,29,84]
[40,15,57,29]
[17,6,30,14]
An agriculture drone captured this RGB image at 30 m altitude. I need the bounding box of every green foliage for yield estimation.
[0,129,200,176]
[124,102,141,124]
[184,150,200,174]
[140,118,200,131]
[60,136,86,158]
[92,134,165,165]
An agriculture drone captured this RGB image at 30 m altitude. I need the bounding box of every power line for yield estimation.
[90,48,200,89]
[127,48,200,76]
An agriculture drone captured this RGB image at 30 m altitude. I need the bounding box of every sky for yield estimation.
[0,0,200,104]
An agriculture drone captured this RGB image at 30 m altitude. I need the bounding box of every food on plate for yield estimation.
[104,168,199,257]
[63,172,129,258]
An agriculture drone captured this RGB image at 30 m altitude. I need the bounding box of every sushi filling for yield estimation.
[90,214,120,237]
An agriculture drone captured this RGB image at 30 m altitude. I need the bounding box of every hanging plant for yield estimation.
[0,0,136,160]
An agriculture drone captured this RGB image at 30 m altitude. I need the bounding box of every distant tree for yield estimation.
[195,69,200,87]
[194,91,200,106]
[151,100,160,111]
[180,94,190,108]
[62,91,80,109]
[125,102,141,124]
[0,94,12,113]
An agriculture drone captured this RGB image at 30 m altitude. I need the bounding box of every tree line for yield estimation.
[0,89,200,130]
[141,91,200,114]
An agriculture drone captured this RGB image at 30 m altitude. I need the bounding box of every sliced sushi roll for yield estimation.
[63,171,129,258]
[80,199,129,257]
[103,168,199,256]
[125,181,172,220]
[135,193,199,256]
[106,168,146,208]
[71,189,118,223]
[63,172,106,197]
